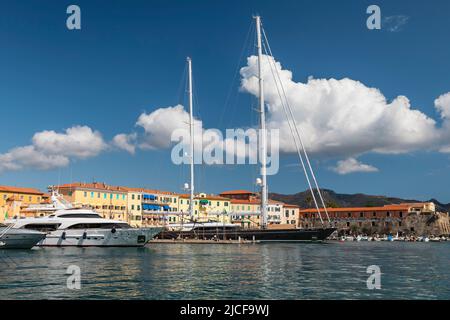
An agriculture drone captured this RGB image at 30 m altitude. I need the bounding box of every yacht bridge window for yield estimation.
[67,223,130,229]
[23,223,61,232]
[59,213,102,218]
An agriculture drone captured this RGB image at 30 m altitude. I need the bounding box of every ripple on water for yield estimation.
[0,242,449,299]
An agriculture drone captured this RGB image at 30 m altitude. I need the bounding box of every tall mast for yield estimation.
[187,57,195,218]
[255,16,268,228]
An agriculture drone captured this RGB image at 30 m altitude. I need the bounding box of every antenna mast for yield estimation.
[255,16,268,228]
[187,57,195,219]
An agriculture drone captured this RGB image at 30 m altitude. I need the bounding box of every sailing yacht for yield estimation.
[6,191,163,247]
[160,19,336,241]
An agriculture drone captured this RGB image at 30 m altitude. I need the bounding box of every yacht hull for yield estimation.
[37,227,163,247]
[159,227,336,242]
[0,229,46,249]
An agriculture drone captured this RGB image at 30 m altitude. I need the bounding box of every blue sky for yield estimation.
[0,0,449,202]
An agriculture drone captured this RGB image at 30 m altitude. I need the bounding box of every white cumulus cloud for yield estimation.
[112,133,137,154]
[332,158,379,175]
[435,92,450,152]
[239,55,450,173]
[0,126,107,173]
[136,104,203,149]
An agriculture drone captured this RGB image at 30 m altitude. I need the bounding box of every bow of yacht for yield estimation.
[0,223,46,249]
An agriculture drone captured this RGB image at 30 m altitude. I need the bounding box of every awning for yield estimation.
[143,194,157,200]
[143,203,161,211]
[163,205,170,211]
[199,199,209,205]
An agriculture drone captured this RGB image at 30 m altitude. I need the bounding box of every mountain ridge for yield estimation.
[269,189,450,212]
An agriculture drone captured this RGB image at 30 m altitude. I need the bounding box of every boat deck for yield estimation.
[149,238,259,244]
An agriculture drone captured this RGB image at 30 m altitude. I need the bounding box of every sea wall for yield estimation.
[300,212,450,236]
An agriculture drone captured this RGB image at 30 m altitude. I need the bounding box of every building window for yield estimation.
[346,222,350,227]
[373,212,376,217]
[360,212,364,218]
[372,221,376,226]
[137,205,140,211]
[224,202,228,206]
[97,192,100,198]
[122,195,125,200]
[348,212,351,218]
[91,192,94,198]
[386,211,390,217]
[29,196,32,201]
[110,194,113,199]
[132,194,135,200]
[84,192,87,197]
[138,195,141,200]
[399,212,403,218]
[132,205,135,210]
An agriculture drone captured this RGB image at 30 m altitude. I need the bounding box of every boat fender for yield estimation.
[83,231,87,239]
[61,232,66,240]
[111,227,116,234]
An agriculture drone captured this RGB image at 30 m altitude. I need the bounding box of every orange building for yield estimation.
[0,185,44,221]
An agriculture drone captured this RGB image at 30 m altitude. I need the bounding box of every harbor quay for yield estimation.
[1,182,449,238]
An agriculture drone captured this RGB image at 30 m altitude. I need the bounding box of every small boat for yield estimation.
[0,223,46,249]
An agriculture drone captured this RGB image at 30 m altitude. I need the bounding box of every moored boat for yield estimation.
[0,223,46,249]
[6,209,162,247]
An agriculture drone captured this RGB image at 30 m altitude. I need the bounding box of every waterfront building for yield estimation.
[57,182,128,221]
[282,204,300,226]
[125,188,144,227]
[0,185,44,221]
[178,193,231,224]
[230,199,261,228]
[267,200,284,225]
[219,190,258,201]
[138,189,179,226]
[299,202,449,235]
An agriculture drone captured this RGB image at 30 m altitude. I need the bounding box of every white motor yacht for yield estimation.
[6,209,162,247]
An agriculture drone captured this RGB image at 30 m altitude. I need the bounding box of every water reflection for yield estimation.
[0,242,449,299]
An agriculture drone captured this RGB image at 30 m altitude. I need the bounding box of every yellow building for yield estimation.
[230,199,261,228]
[0,185,44,221]
[177,193,231,223]
[125,188,144,227]
[126,188,179,227]
[57,182,128,221]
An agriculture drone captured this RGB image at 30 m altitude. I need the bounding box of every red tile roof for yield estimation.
[179,194,230,201]
[57,182,128,192]
[219,190,256,195]
[231,199,260,205]
[0,185,43,195]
